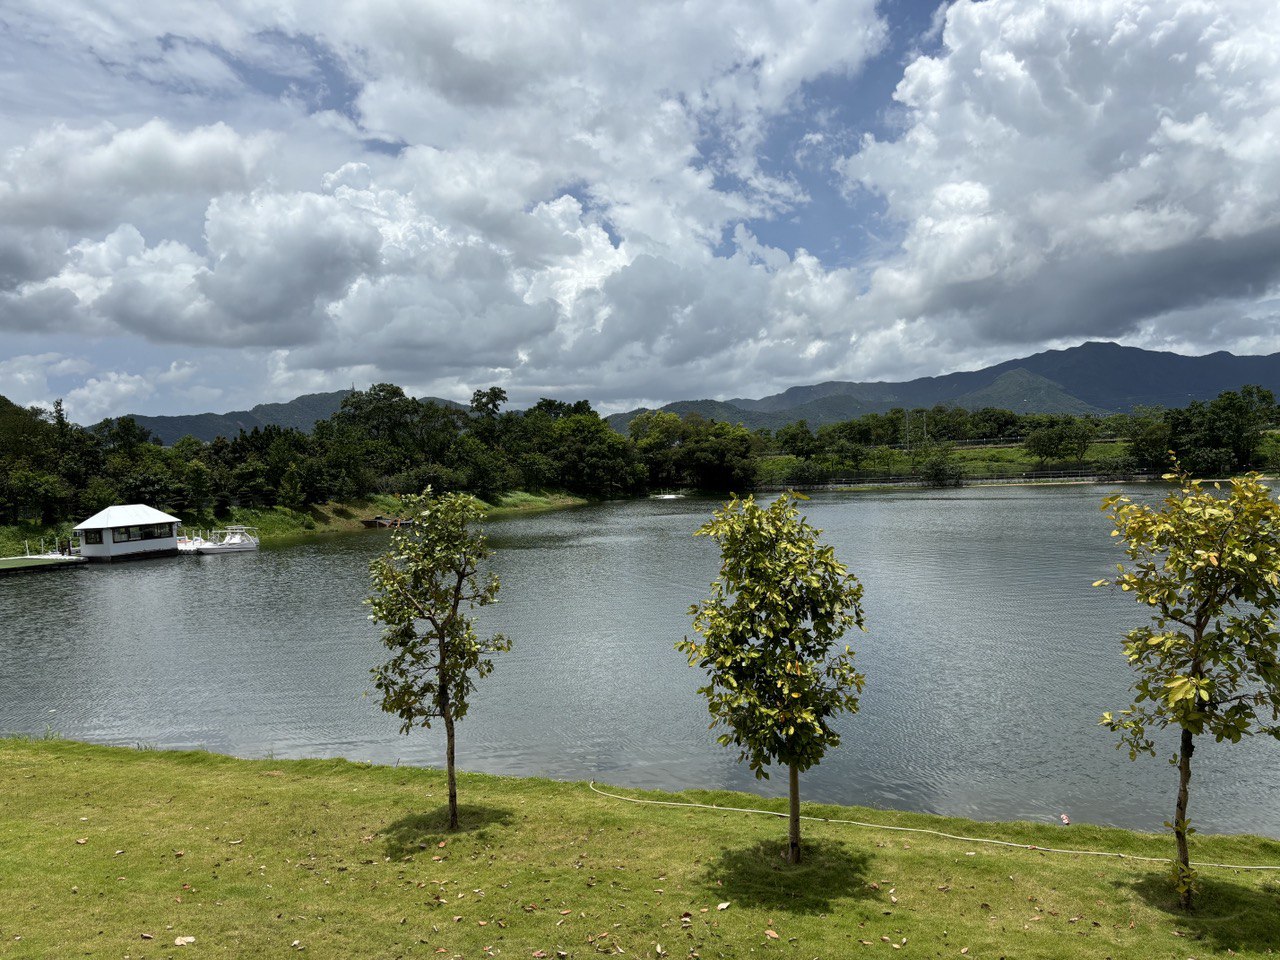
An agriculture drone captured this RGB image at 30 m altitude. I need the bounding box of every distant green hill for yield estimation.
[107,341,1280,441]
[607,341,1280,432]
[128,390,354,445]
[127,391,472,445]
[949,368,1108,415]
[128,392,477,445]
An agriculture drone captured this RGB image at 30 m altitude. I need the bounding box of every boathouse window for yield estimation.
[110,524,173,543]
[83,530,103,545]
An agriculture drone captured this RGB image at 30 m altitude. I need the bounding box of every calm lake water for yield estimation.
[3,485,1278,837]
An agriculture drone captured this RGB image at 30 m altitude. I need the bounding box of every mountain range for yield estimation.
[117,341,1280,444]
[604,341,1280,432]
[126,390,354,445]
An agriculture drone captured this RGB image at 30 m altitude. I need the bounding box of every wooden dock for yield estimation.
[360,515,410,528]
[0,555,89,577]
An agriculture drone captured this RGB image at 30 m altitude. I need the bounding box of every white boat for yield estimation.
[194,525,260,554]
[176,529,206,553]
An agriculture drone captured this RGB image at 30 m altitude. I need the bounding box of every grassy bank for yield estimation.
[756,442,1132,486]
[2,739,1277,958]
[0,520,67,559]
[0,491,588,556]
[177,490,587,540]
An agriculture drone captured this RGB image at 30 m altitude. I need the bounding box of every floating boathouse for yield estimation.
[73,504,180,562]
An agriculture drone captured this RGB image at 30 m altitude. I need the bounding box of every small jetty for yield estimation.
[0,554,87,577]
[360,515,410,529]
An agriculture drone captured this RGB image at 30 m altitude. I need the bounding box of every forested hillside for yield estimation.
[610,341,1280,431]
[1,382,1275,532]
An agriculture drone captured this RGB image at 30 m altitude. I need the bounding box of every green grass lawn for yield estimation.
[948,440,1128,476]
[757,442,1133,485]
[482,491,590,519]
[0,555,79,571]
[2,739,1277,958]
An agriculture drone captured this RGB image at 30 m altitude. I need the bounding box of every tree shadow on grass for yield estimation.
[1123,873,1280,954]
[706,837,875,914]
[382,804,514,859]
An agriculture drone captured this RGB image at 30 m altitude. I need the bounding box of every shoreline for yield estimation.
[0,491,592,557]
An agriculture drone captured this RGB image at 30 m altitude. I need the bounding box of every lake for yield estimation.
[2,484,1278,837]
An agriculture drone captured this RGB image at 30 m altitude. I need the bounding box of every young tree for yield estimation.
[677,492,867,863]
[368,490,510,829]
[1098,470,1280,909]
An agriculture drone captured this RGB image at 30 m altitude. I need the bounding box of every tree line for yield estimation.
[761,385,1278,484]
[1,383,1276,526]
[0,385,759,525]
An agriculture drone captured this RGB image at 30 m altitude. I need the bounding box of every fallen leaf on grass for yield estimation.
[717,902,730,911]
[174,936,196,946]
[75,838,87,845]
[764,930,780,940]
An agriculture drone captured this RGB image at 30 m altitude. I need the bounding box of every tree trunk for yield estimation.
[444,707,458,830]
[787,763,801,864]
[440,632,459,831]
[1174,727,1195,910]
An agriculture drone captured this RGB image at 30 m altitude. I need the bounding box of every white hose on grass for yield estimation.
[587,781,1280,872]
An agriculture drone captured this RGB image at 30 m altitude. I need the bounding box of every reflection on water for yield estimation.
[2,485,1277,836]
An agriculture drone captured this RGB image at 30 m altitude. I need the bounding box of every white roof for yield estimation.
[74,504,180,530]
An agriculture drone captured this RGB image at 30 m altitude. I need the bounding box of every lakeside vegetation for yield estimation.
[1,383,1276,548]
[0,490,586,558]
[3,738,1278,958]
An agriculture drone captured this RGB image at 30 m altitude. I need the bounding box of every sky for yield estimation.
[1,0,1279,423]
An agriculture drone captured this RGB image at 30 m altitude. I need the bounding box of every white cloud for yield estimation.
[0,353,74,407]
[838,0,1280,354]
[3,0,1280,421]
[0,120,272,232]
[63,371,156,423]
[154,359,198,384]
